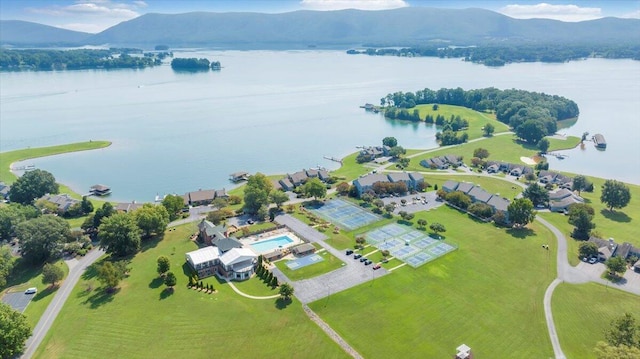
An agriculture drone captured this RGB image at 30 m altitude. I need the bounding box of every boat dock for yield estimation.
[323,156,343,164]
[592,134,607,148]
[229,172,249,182]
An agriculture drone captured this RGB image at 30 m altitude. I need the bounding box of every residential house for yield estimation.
[442,180,460,193]
[288,170,309,187]
[305,169,319,178]
[39,194,80,214]
[198,220,236,247]
[291,243,316,256]
[318,169,331,181]
[185,246,257,281]
[456,182,475,194]
[468,186,492,204]
[271,180,283,191]
[408,172,424,189]
[214,189,228,199]
[487,195,510,213]
[486,163,500,173]
[548,189,583,212]
[116,202,143,213]
[0,182,10,200]
[420,155,462,170]
[279,178,294,191]
[589,237,618,262]
[538,171,557,184]
[184,189,216,206]
[386,172,412,190]
[353,173,390,196]
[444,154,463,167]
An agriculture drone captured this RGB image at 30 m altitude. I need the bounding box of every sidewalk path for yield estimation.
[22,248,105,359]
[224,279,280,300]
[302,304,363,359]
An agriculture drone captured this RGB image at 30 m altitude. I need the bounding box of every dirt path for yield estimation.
[302,304,363,359]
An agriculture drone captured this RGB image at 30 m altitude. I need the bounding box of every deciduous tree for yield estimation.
[302,178,327,200]
[8,169,59,205]
[134,204,169,238]
[537,138,550,153]
[42,262,64,287]
[0,247,14,288]
[157,256,170,276]
[568,203,596,240]
[0,302,32,359]
[522,183,549,207]
[483,123,495,136]
[578,242,598,259]
[507,198,536,228]
[382,137,398,147]
[269,190,289,209]
[243,173,273,214]
[605,257,627,277]
[417,218,428,229]
[161,194,185,221]
[164,271,177,290]
[605,313,639,348]
[429,223,446,237]
[98,212,141,257]
[572,175,589,195]
[16,215,70,264]
[279,282,294,301]
[97,261,123,291]
[600,180,631,212]
[473,148,490,159]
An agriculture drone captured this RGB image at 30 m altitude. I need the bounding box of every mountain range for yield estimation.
[1,8,638,48]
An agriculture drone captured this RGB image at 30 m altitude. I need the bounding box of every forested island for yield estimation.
[348,43,640,67]
[381,87,579,146]
[170,58,221,71]
[0,48,172,71]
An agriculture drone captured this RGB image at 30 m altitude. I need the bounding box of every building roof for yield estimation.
[487,196,510,212]
[198,220,227,239]
[186,246,220,266]
[289,170,308,185]
[40,193,79,212]
[456,182,475,194]
[548,188,573,200]
[115,202,143,212]
[214,189,228,198]
[230,172,248,178]
[305,169,319,177]
[291,243,315,255]
[188,189,216,203]
[90,184,110,191]
[263,251,283,260]
[318,169,330,180]
[212,236,243,253]
[443,180,459,192]
[220,247,257,267]
[354,173,390,187]
[409,172,424,182]
[468,186,492,203]
[387,172,411,182]
[550,195,583,210]
[445,154,461,164]
[271,180,283,191]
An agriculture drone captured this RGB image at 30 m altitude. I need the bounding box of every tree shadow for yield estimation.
[600,209,631,223]
[149,277,164,289]
[83,287,119,309]
[31,285,57,303]
[396,219,414,226]
[81,262,100,280]
[159,288,174,300]
[506,227,536,239]
[182,262,195,278]
[141,233,165,252]
[275,297,291,310]
[603,273,627,284]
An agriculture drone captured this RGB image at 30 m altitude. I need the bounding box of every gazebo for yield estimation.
[455,344,472,359]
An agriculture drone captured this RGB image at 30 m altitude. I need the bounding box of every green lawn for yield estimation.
[330,152,372,181]
[553,282,640,359]
[413,104,510,140]
[404,134,581,172]
[1,258,69,328]
[275,250,344,281]
[231,276,279,297]
[310,205,557,358]
[0,141,111,184]
[34,223,348,359]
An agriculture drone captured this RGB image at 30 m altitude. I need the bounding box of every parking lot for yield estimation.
[380,191,444,214]
[1,291,36,312]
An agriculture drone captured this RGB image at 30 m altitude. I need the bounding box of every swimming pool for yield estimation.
[250,235,294,253]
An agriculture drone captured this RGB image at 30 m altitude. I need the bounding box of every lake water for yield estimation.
[1,51,638,202]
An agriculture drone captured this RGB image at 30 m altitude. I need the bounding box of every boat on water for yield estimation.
[592,133,607,148]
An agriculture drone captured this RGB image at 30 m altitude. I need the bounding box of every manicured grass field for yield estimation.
[0,141,111,184]
[412,104,510,140]
[552,282,640,359]
[274,250,344,281]
[310,205,557,358]
[1,258,69,328]
[34,223,348,359]
[404,134,581,172]
[231,276,279,297]
[331,152,372,181]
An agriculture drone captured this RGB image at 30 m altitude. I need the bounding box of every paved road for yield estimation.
[21,248,105,359]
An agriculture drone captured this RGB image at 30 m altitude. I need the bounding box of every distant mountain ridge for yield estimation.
[1,8,638,48]
[0,20,90,46]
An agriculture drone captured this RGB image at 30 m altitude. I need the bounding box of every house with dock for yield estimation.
[38,193,80,215]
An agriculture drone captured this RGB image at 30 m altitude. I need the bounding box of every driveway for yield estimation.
[274,214,328,242]
[380,191,443,214]
[1,291,35,313]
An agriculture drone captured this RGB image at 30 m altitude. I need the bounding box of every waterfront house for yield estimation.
[279,178,294,191]
[39,194,80,215]
[214,189,228,199]
[288,170,309,186]
[185,189,216,206]
[115,202,143,213]
[353,173,390,196]
[271,180,283,191]
[305,168,319,178]
[318,169,331,181]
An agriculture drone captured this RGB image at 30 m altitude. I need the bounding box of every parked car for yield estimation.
[346,249,354,256]
[25,287,37,295]
[588,257,598,264]
[364,260,372,266]
[373,264,381,270]
[247,219,255,224]
[354,254,362,259]
[359,257,367,262]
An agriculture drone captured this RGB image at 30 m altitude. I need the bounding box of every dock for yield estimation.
[90,184,111,196]
[323,156,343,164]
[592,133,607,148]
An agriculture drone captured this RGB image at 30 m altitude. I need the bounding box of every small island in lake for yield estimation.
[170,58,221,71]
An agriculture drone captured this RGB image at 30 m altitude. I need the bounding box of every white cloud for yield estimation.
[300,0,408,11]
[499,3,603,22]
[26,1,146,33]
[620,9,640,19]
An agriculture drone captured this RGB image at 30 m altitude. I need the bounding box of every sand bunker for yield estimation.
[520,156,537,165]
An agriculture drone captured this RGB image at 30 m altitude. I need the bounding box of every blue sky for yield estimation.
[1,0,638,33]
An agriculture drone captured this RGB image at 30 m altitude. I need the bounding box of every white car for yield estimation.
[588,257,598,264]
[25,287,37,294]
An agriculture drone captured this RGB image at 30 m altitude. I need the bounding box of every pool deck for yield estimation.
[240,227,303,255]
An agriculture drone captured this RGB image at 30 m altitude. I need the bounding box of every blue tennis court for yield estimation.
[311,199,381,230]
[364,223,457,268]
[286,254,324,270]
